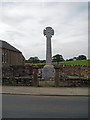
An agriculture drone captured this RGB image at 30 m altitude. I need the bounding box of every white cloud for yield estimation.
[0,2,88,60]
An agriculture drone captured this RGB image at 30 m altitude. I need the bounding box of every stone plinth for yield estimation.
[42,65,54,80]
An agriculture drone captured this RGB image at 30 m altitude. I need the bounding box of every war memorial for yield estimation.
[0,27,88,87]
[42,27,54,80]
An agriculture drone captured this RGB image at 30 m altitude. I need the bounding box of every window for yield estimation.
[2,51,4,63]
[5,52,7,63]
[2,50,7,64]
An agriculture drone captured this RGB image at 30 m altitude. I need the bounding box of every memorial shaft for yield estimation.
[46,37,52,65]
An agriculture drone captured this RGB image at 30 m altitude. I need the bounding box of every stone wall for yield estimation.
[2,65,32,77]
[2,65,89,87]
[35,65,89,79]
[2,65,33,86]
[60,65,89,79]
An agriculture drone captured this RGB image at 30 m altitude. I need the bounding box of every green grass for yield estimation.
[25,63,46,65]
[26,60,90,66]
[58,60,90,66]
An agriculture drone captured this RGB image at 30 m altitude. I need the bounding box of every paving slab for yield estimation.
[0,86,88,96]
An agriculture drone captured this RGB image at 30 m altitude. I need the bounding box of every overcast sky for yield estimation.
[0,1,88,60]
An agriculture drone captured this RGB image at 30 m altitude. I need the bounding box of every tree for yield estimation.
[77,55,87,60]
[52,54,64,63]
[28,57,40,63]
[66,58,73,61]
[40,60,46,63]
[73,57,77,61]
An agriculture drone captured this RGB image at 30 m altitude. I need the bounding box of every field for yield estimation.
[58,60,90,66]
[26,60,90,66]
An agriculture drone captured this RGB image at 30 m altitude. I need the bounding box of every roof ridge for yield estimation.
[1,40,21,53]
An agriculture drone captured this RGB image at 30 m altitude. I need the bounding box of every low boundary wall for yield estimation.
[2,65,89,87]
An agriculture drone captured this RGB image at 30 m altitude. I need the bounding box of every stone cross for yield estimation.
[42,27,54,80]
[43,27,54,65]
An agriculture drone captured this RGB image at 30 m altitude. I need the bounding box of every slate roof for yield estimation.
[0,40,21,53]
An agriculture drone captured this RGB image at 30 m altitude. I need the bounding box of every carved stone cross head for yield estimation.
[43,27,54,38]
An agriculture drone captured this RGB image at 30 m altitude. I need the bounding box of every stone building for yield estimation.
[0,40,25,66]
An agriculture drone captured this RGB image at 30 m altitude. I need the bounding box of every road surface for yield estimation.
[2,94,88,118]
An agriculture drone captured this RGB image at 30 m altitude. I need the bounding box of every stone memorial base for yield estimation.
[42,65,54,81]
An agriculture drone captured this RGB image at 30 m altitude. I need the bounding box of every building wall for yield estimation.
[0,47,2,85]
[0,41,2,85]
[2,48,25,66]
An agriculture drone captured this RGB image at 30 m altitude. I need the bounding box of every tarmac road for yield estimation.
[2,94,88,118]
